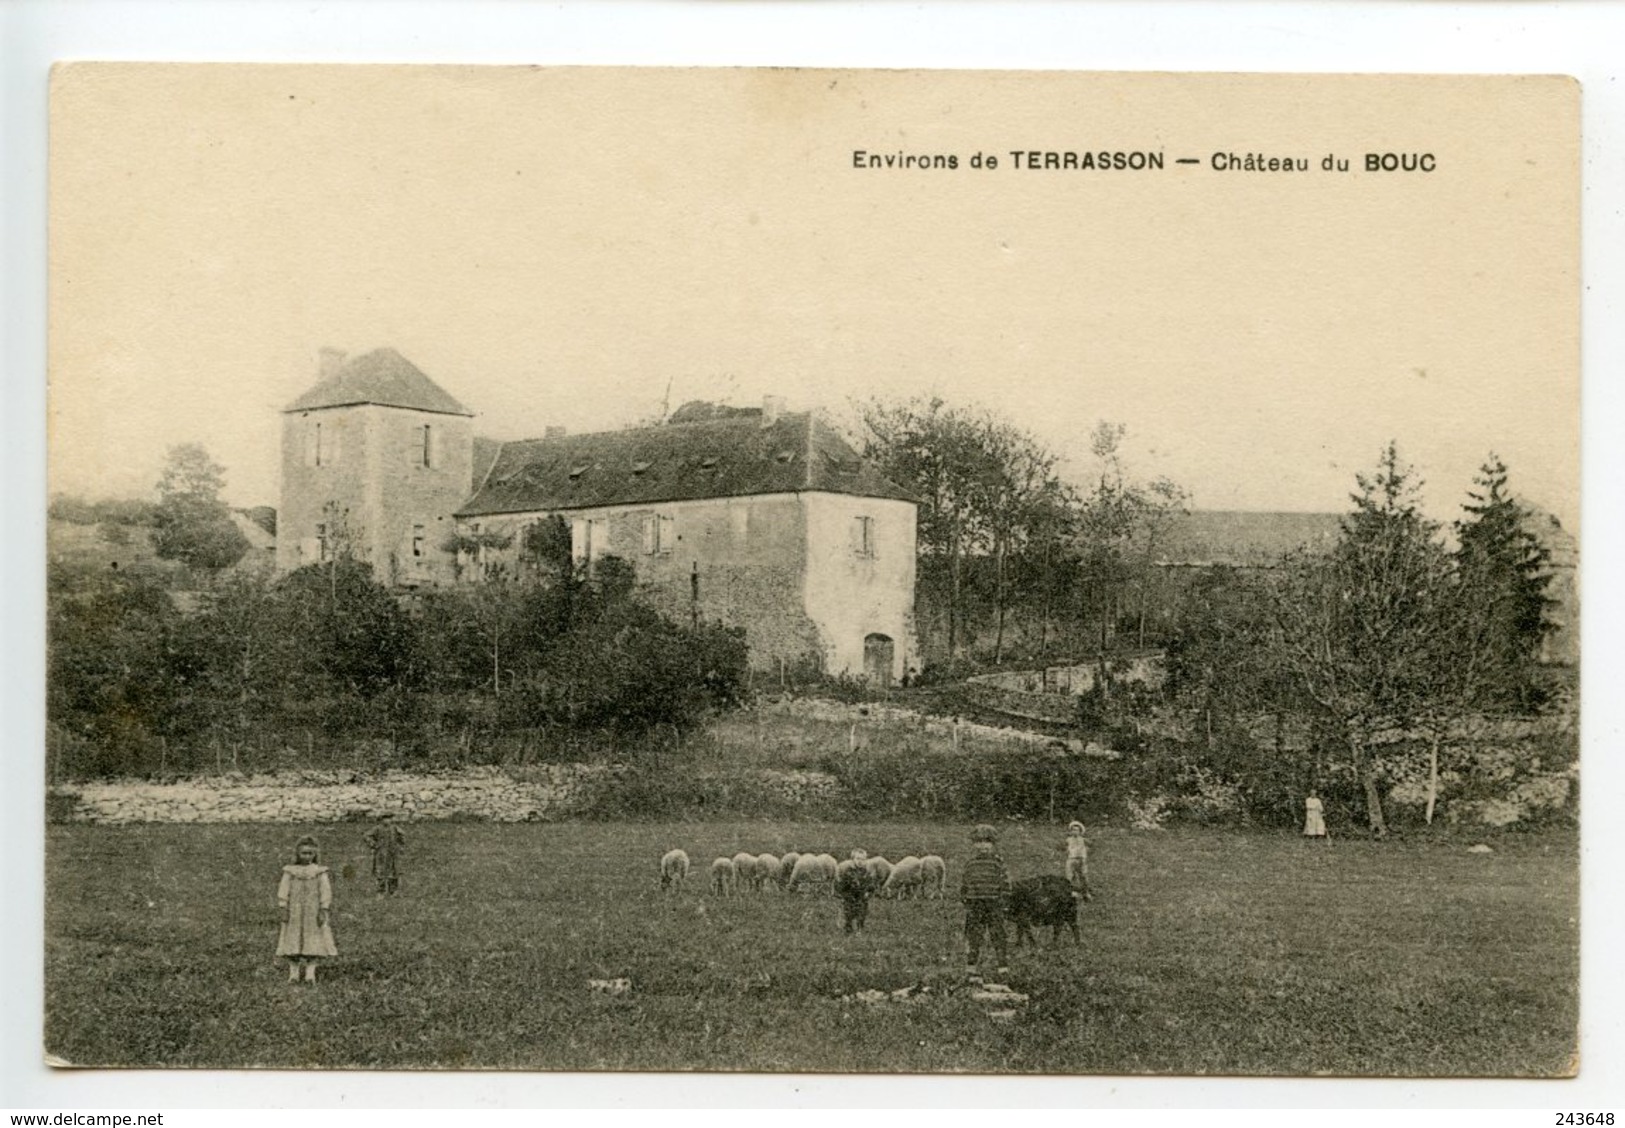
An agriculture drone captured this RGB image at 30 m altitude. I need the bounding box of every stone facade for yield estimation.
[278,349,920,681]
[277,349,474,585]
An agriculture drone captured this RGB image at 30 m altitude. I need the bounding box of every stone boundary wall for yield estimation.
[51,765,605,825]
[967,652,1166,697]
[48,764,847,826]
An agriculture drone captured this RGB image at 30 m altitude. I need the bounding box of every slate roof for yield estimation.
[284,348,472,416]
[1154,510,1344,568]
[459,410,915,517]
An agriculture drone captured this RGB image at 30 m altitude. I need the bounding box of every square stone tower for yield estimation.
[277,348,474,586]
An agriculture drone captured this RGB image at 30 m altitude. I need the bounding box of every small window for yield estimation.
[571,517,594,562]
[853,515,875,559]
[420,425,433,468]
[642,513,675,555]
[315,522,329,562]
[412,524,425,559]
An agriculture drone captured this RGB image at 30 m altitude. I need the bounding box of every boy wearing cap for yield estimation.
[960,826,1012,975]
[1065,820,1092,902]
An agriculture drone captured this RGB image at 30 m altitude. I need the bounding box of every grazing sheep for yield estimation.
[788,852,836,894]
[659,848,690,892]
[778,851,802,889]
[920,854,947,899]
[863,855,893,886]
[756,853,781,892]
[710,856,738,897]
[732,851,760,892]
[881,855,924,899]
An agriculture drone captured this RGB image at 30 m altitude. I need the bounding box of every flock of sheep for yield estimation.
[658,848,948,899]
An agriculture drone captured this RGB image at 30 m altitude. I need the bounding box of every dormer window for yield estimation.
[631,461,651,476]
[775,450,795,464]
[569,463,590,481]
[700,456,719,470]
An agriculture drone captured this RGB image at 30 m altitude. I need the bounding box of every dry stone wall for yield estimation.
[48,764,846,825]
[52,765,605,826]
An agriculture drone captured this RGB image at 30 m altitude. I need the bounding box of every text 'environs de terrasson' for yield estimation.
[851,150,1435,173]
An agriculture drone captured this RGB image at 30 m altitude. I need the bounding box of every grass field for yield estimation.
[45,821,1577,1075]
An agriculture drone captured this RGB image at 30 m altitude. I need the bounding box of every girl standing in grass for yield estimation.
[1303,791,1329,841]
[277,835,337,983]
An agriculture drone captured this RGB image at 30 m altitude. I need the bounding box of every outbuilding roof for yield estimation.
[459,410,915,516]
[284,348,473,416]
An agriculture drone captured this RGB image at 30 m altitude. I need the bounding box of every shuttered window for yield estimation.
[853,515,876,559]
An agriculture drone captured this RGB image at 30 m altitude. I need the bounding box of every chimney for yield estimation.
[318,347,347,379]
[545,425,567,440]
[762,395,786,427]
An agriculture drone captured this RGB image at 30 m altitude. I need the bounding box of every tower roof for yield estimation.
[284,348,473,416]
[459,410,915,517]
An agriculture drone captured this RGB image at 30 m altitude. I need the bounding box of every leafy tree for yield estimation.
[1266,443,1453,836]
[973,419,1077,663]
[150,443,249,572]
[276,559,421,700]
[169,573,300,762]
[860,397,1079,665]
[859,397,996,661]
[47,563,180,774]
[1075,422,1190,690]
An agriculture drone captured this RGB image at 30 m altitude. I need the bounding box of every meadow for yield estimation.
[45,820,1577,1075]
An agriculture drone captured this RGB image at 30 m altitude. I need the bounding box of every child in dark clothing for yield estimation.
[961,824,1012,975]
[364,812,406,896]
[835,848,876,933]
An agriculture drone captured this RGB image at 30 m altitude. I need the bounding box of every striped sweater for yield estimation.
[959,853,1012,902]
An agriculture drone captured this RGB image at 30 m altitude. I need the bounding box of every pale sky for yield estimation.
[49,66,1579,531]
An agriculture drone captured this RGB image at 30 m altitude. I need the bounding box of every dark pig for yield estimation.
[1006,875,1081,946]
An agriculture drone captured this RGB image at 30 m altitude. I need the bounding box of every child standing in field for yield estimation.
[835,848,876,934]
[1064,820,1093,902]
[365,812,406,895]
[961,825,1012,976]
[1303,791,1329,841]
[277,835,337,983]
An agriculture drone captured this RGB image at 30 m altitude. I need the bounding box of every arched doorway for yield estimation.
[863,633,895,688]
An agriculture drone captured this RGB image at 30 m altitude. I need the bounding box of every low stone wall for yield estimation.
[51,765,607,825]
[48,764,848,825]
[968,653,1166,697]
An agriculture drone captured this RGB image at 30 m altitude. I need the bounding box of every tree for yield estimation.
[1266,443,1453,836]
[150,443,249,573]
[973,419,1077,663]
[1452,455,1555,711]
[859,397,997,662]
[860,397,1078,665]
[1075,423,1190,689]
[276,559,421,700]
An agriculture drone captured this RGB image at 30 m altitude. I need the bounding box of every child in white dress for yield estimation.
[277,835,338,983]
[1303,792,1329,840]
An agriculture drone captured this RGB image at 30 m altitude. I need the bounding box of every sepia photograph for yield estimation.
[40,63,1581,1080]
